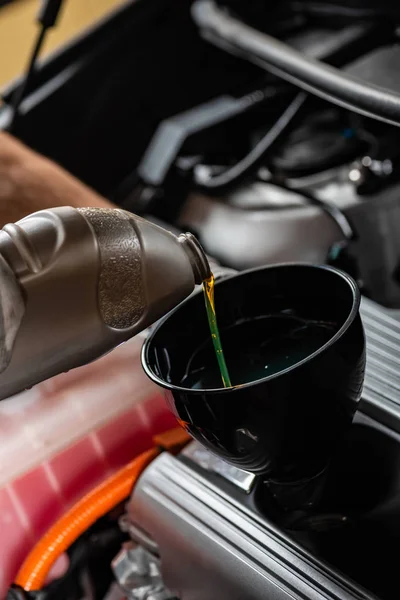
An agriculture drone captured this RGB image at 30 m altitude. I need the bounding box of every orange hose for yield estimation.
[14,426,190,593]
[15,447,159,591]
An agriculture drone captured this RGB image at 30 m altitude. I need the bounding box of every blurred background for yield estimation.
[0,0,125,89]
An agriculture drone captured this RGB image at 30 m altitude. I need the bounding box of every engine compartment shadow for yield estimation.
[255,414,400,599]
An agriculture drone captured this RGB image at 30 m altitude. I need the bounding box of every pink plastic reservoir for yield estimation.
[0,334,175,598]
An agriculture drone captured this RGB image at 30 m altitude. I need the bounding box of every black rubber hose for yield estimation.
[272,181,355,241]
[194,91,308,190]
[192,0,400,127]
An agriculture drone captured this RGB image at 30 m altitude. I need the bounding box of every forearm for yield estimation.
[0,131,114,225]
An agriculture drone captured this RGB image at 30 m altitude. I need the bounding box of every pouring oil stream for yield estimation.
[203,274,232,387]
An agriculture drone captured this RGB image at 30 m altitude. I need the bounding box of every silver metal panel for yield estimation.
[130,453,372,600]
[181,442,256,493]
[360,297,400,429]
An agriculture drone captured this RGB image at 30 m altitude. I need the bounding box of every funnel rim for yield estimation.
[141,262,360,394]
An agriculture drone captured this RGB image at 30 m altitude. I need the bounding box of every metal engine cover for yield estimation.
[128,449,377,600]
[178,175,400,307]
[178,181,347,270]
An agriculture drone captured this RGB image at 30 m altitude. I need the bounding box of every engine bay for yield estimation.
[4,0,400,598]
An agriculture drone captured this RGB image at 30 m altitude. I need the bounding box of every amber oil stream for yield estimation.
[203,274,232,387]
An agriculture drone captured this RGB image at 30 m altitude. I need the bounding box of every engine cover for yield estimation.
[128,449,374,600]
[179,176,400,308]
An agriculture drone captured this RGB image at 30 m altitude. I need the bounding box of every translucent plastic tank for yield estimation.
[0,333,175,597]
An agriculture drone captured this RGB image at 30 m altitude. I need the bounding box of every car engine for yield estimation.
[4,0,400,599]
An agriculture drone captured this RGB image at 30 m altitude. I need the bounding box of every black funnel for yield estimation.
[142,264,365,511]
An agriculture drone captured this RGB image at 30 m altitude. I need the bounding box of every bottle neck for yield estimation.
[178,233,211,284]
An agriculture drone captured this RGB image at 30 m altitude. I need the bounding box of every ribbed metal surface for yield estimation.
[361,297,400,429]
[130,451,374,600]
